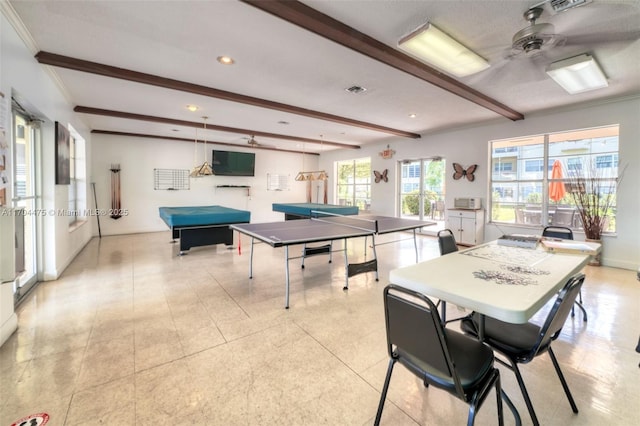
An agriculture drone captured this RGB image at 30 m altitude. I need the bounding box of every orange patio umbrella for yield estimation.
[549,160,566,202]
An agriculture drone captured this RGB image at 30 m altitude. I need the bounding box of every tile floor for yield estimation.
[1,231,638,425]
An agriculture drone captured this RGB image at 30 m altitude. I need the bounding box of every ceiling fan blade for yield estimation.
[564,30,640,47]
[247,135,275,148]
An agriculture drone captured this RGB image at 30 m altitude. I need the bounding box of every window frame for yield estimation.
[489,125,620,233]
[67,125,86,228]
[335,157,371,211]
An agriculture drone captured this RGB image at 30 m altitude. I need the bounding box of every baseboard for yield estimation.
[0,312,17,348]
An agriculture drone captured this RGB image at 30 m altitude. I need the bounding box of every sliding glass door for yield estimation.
[398,158,446,221]
[12,112,40,303]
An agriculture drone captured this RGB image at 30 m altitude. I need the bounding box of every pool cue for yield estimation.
[92,182,101,238]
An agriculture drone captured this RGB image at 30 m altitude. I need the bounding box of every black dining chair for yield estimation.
[460,273,585,426]
[541,225,573,240]
[437,228,459,256]
[542,226,587,322]
[375,285,504,426]
[436,229,463,324]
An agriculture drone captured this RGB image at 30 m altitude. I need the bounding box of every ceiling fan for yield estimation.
[245,135,274,148]
[510,7,564,57]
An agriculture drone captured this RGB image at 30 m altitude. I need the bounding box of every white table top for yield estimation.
[389,240,600,324]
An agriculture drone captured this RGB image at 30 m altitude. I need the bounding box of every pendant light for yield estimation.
[190,116,213,177]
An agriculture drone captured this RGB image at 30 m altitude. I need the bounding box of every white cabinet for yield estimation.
[446,209,485,246]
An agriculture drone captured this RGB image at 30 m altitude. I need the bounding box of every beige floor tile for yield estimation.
[1,231,638,425]
[65,375,135,425]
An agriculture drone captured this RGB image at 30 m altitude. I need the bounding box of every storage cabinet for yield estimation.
[446,209,485,246]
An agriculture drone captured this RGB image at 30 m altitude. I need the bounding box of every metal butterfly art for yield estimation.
[452,163,477,182]
[374,169,388,183]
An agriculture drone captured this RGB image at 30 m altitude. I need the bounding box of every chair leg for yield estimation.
[375,358,396,426]
[574,301,588,322]
[509,359,540,426]
[571,290,586,321]
[547,347,579,414]
[501,390,522,426]
[467,370,504,426]
[495,373,505,426]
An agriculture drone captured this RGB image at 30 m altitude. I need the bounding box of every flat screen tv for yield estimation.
[212,150,256,176]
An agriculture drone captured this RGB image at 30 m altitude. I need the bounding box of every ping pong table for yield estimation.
[230,214,434,308]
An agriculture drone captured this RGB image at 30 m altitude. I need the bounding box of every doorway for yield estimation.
[398,158,446,233]
[12,112,40,303]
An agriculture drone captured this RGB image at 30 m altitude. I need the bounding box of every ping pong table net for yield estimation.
[309,210,379,233]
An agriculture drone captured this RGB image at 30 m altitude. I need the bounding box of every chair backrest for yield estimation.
[383,285,464,397]
[542,226,574,240]
[437,229,459,255]
[551,208,575,227]
[529,274,585,358]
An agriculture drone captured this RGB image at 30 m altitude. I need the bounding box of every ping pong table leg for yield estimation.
[301,244,306,269]
[371,234,379,281]
[343,238,349,290]
[413,229,419,263]
[363,235,368,259]
[249,237,255,279]
[285,246,291,309]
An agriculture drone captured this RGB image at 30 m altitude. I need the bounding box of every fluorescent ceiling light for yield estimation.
[398,22,489,77]
[546,54,608,94]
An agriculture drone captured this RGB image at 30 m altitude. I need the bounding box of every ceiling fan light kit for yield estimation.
[546,54,608,94]
[398,22,489,77]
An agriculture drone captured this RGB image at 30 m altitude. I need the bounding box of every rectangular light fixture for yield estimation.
[398,22,489,77]
[546,54,608,94]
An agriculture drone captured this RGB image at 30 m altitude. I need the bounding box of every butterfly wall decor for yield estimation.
[452,163,477,182]
[374,169,388,183]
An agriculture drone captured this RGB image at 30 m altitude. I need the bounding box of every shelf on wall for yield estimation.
[216,185,251,196]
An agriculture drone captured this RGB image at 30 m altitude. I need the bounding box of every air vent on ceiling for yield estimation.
[345,85,367,94]
[549,0,592,13]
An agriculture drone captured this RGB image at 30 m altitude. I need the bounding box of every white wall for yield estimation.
[90,133,317,235]
[320,97,640,270]
[1,7,97,345]
[2,11,94,280]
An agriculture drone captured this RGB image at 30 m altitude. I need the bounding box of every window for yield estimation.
[494,162,513,173]
[490,125,620,233]
[336,158,371,211]
[596,154,617,169]
[68,125,86,227]
[525,159,544,173]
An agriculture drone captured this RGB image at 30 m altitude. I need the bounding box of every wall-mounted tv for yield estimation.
[212,150,256,176]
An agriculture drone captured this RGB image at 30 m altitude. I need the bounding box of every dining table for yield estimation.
[389,239,600,327]
[389,239,600,425]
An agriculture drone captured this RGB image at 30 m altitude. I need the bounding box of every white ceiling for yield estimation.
[6,0,640,153]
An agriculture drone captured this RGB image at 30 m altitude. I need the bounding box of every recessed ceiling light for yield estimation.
[345,85,367,94]
[217,56,235,65]
[186,105,198,112]
[409,113,417,118]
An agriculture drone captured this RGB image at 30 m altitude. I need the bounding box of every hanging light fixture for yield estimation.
[295,136,329,182]
[190,116,213,177]
[295,142,308,181]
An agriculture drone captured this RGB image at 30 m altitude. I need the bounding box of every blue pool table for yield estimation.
[272,203,359,220]
[159,205,251,254]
